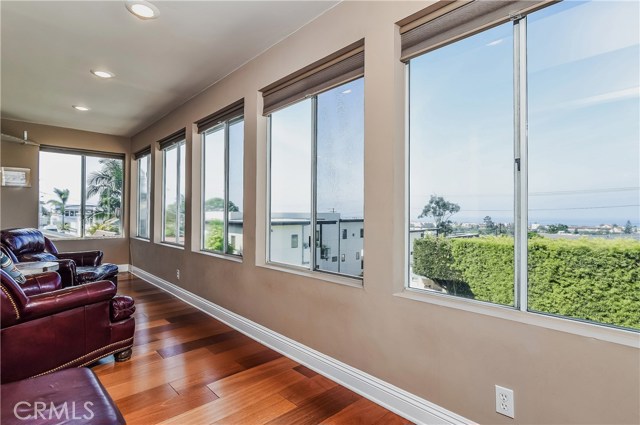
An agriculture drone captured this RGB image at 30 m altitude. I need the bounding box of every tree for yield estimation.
[483,215,496,234]
[87,159,123,221]
[547,223,569,234]
[419,195,460,236]
[624,220,633,234]
[204,197,239,212]
[47,188,69,230]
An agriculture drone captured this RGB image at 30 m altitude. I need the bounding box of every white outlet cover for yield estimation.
[495,385,515,419]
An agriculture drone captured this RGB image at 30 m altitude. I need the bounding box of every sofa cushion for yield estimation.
[1,228,47,257]
[1,368,125,425]
[1,252,26,284]
[76,264,119,285]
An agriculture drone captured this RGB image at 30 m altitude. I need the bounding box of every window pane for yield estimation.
[39,151,82,238]
[228,119,244,255]
[409,22,515,305]
[528,1,640,329]
[137,155,150,239]
[178,142,186,244]
[316,78,364,277]
[163,145,178,243]
[269,99,312,266]
[85,156,123,237]
[203,126,226,252]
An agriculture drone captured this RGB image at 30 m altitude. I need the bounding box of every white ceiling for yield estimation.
[1,1,338,137]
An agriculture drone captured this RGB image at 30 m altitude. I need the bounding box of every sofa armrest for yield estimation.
[20,272,62,296]
[110,295,135,321]
[21,280,117,322]
[56,251,103,267]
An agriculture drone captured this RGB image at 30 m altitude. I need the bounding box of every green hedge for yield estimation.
[413,236,640,329]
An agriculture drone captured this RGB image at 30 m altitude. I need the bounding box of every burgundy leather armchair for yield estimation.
[1,269,135,384]
[1,228,118,287]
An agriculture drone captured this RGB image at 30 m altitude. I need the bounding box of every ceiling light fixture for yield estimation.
[91,70,114,79]
[125,0,159,19]
[72,105,90,111]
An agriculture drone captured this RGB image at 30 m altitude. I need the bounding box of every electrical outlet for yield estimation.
[176,269,180,280]
[495,385,514,419]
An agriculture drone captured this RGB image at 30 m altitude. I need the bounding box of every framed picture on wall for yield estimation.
[1,167,31,187]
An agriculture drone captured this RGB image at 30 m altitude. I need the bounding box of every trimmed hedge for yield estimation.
[413,236,640,329]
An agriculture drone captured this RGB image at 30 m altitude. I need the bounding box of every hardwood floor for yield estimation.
[92,273,411,424]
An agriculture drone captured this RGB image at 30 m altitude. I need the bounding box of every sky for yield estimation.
[409,0,639,226]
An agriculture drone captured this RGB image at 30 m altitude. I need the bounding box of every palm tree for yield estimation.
[87,159,123,221]
[47,188,69,230]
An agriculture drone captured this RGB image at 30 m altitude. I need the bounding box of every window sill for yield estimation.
[47,236,126,242]
[395,287,639,348]
[157,242,185,250]
[131,237,150,243]
[194,250,243,263]
[259,262,363,289]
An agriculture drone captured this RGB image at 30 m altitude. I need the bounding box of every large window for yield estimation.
[268,77,364,278]
[39,148,124,238]
[136,149,151,239]
[407,1,639,330]
[161,137,186,245]
[201,114,244,256]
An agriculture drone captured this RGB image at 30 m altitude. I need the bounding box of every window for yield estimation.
[136,149,151,239]
[267,77,364,278]
[199,100,244,256]
[406,1,639,330]
[39,148,124,238]
[160,131,186,245]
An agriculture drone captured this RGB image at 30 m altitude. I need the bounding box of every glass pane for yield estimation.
[528,1,640,329]
[163,145,178,243]
[178,142,186,245]
[408,22,515,305]
[202,126,226,252]
[269,99,312,267]
[39,151,82,238]
[85,156,123,237]
[137,155,150,238]
[316,78,364,277]
[228,119,244,255]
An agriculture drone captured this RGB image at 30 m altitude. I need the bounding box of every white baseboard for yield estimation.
[130,266,474,425]
[117,264,130,273]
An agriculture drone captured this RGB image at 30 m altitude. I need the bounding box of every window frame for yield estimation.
[403,1,640,338]
[38,146,125,240]
[161,140,186,246]
[135,152,151,240]
[266,78,365,282]
[199,116,244,257]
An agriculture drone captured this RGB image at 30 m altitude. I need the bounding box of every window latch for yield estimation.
[515,157,521,171]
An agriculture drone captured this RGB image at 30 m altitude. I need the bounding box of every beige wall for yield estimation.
[127,2,640,424]
[1,119,130,264]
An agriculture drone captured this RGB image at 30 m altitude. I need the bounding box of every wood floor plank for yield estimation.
[90,273,411,424]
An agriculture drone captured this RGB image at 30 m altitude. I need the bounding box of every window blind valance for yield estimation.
[134,147,151,160]
[196,99,244,134]
[40,145,124,160]
[400,0,555,62]
[158,128,186,151]
[260,39,365,115]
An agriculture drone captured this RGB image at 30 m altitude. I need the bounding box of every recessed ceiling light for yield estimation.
[125,1,159,19]
[72,105,90,111]
[341,89,352,94]
[91,70,114,79]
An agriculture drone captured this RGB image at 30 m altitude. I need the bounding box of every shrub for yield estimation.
[413,235,640,329]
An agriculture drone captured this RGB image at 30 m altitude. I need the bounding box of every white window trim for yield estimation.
[135,153,152,240]
[160,141,186,246]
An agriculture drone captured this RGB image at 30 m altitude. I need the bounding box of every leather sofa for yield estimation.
[1,368,125,425]
[1,228,119,287]
[0,269,135,384]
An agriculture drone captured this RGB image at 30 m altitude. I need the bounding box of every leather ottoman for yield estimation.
[1,368,125,425]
